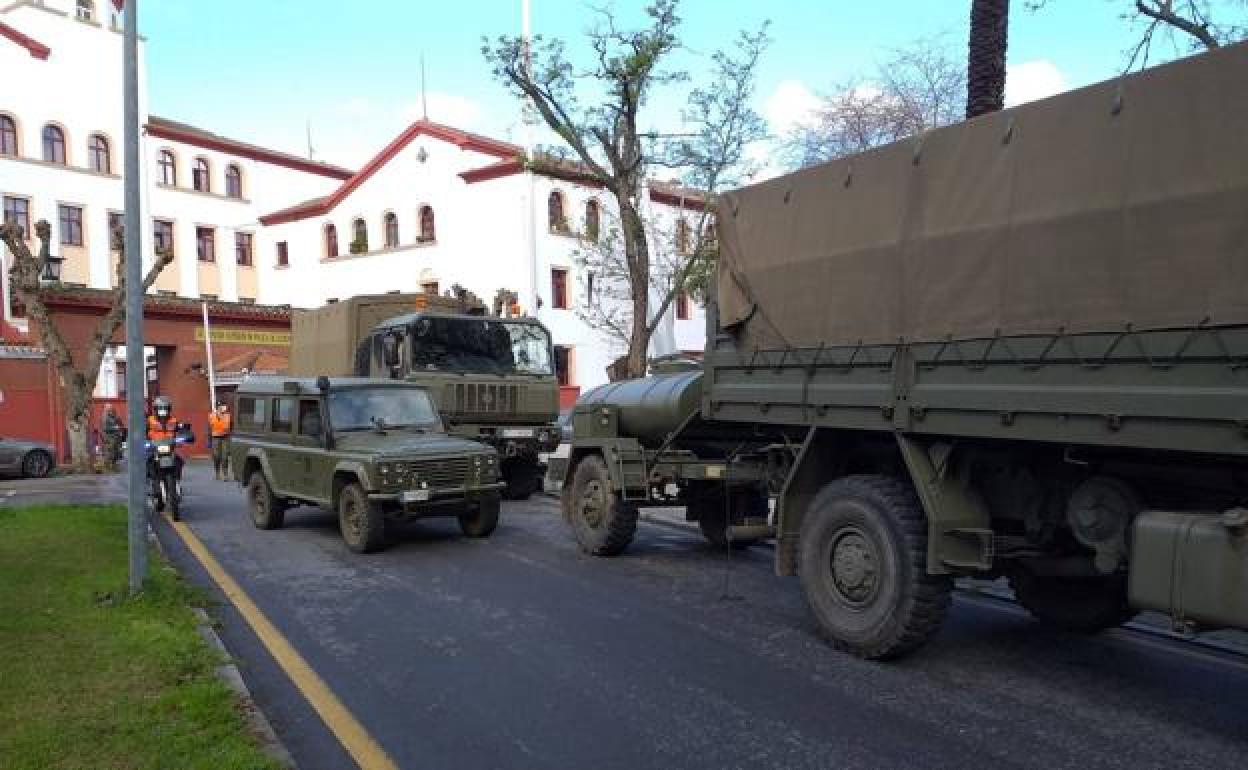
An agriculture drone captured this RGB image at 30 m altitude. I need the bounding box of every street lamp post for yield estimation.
[40,252,64,283]
[123,0,147,595]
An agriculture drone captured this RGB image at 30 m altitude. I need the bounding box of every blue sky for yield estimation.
[140,0,1226,169]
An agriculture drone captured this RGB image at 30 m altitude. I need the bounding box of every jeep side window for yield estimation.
[272,397,294,434]
[237,396,265,431]
[298,399,323,437]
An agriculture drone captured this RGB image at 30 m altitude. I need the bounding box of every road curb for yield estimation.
[149,523,297,768]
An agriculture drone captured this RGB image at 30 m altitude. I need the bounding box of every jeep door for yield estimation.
[268,396,297,496]
[295,398,333,505]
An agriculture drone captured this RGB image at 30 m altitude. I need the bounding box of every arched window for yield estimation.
[76,0,94,21]
[88,134,110,173]
[0,115,16,156]
[225,164,243,198]
[584,199,600,242]
[547,191,566,232]
[158,149,177,185]
[383,212,399,248]
[192,157,211,192]
[42,124,66,164]
[324,223,339,258]
[675,218,691,255]
[351,218,368,253]
[418,206,436,242]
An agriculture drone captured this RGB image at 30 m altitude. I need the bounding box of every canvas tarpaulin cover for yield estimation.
[716,41,1248,351]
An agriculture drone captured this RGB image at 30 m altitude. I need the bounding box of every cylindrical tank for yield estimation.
[578,371,703,445]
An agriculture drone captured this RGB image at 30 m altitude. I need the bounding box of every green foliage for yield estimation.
[0,505,281,770]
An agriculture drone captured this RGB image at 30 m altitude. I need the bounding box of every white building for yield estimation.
[1,0,705,395]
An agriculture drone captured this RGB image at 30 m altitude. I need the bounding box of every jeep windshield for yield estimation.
[329,387,441,432]
[405,317,553,376]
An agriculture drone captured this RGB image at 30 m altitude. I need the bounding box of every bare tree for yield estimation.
[967,0,1011,118]
[782,37,966,167]
[1028,1,1248,68]
[483,0,767,379]
[1,220,172,470]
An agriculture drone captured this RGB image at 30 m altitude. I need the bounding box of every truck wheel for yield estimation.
[691,488,765,550]
[246,470,285,530]
[1008,568,1136,633]
[798,474,952,660]
[459,495,501,538]
[564,454,638,556]
[338,483,387,553]
[502,460,540,500]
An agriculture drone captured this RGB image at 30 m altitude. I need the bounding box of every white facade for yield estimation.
[0,0,705,392]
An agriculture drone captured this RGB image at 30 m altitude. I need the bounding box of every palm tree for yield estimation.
[966,0,1010,118]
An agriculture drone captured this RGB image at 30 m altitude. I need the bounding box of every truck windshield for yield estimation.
[407,317,553,376]
[329,388,440,431]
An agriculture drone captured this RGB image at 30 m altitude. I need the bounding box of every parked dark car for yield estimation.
[0,436,56,478]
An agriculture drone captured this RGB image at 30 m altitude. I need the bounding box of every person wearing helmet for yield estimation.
[146,396,179,442]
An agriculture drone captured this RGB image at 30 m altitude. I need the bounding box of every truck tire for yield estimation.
[691,487,765,550]
[798,474,952,660]
[563,454,638,556]
[1008,568,1136,633]
[459,495,501,538]
[338,483,387,553]
[246,470,285,530]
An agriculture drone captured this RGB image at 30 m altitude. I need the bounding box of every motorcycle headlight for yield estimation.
[157,445,172,455]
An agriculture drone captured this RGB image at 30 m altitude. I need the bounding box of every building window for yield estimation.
[192,158,211,192]
[675,218,691,255]
[418,205,436,242]
[383,212,399,248]
[705,219,718,251]
[153,219,174,257]
[675,290,691,320]
[42,124,66,164]
[58,205,84,247]
[115,359,127,397]
[107,211,123,251]
[586,271,595,306]
[584,200,600,242]
[276,240,289,267]
[158,150,176,185]
[324,223,339,258]
[554,345,572,387]
[421,281,439,295]
[76,0,94,21]
[235,232,253,266]
[225,164,243,198]
[0,115,17,156]
[548,191,566,232]
[551,267,568,310]
[88,134,111,173]
[351,218,368,253]
[196,226,215,262]
[3,196,30,238]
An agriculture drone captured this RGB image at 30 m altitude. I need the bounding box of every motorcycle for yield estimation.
[146,423,194,520]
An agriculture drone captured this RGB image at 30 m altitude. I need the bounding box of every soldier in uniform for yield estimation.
[102,406,125,470]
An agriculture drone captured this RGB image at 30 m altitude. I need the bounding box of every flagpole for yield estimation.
[201,301,217,411]
[522,0,539,318]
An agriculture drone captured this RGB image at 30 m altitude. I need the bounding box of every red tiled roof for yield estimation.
[0,21,50,60]
[259,118,522,226]
[146,116,354,181]
[215,349,288,375]
[35,286,292,323]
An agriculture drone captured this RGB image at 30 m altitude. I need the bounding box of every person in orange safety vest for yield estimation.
[209,403,232,481]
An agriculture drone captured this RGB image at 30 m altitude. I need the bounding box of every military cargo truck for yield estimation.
[291,293,560,499]
[557,42,1248,659]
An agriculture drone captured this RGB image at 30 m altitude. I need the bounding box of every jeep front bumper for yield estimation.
[369,481,505,505]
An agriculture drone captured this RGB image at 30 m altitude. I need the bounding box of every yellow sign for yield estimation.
[195,328,291,347]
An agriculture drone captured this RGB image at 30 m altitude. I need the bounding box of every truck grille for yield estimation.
[405,457,474,488]
[450,383,520,416]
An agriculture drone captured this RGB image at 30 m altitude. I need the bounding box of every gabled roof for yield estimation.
[0,21,50,60]
[259,119,522,226]
[146,116,354,181]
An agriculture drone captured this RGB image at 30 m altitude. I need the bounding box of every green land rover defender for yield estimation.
[229,376,504,553]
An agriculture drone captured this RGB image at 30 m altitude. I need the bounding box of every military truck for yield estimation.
[557,42,1248,659]
[230,376,504,553]
[291,292,561,500]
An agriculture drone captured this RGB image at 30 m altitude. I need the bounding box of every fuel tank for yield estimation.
[578,371,703,445]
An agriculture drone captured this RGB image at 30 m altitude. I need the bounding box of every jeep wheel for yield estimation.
[338,483,387,553]
[459,495,501,538]
[563,454,638,556]
[246,470,285,530]
[1008,568,1136,633]
[798,475,952,660]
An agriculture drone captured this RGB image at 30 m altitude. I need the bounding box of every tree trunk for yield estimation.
[967,0,1009,119]
[618,198,652,379]
[63,378,93,471]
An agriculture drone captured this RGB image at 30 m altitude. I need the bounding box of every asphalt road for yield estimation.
[139,461,1248,770]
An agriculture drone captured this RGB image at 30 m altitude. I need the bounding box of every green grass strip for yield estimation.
[0,505,281,770]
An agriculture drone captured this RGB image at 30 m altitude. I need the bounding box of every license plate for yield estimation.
[158,457,175,468]
[400,489,431,503]
[501,428,534,438]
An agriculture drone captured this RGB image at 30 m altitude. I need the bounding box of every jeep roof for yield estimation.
[236,376,430,395]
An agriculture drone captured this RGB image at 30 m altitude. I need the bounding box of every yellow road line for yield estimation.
[166,516,399,770]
